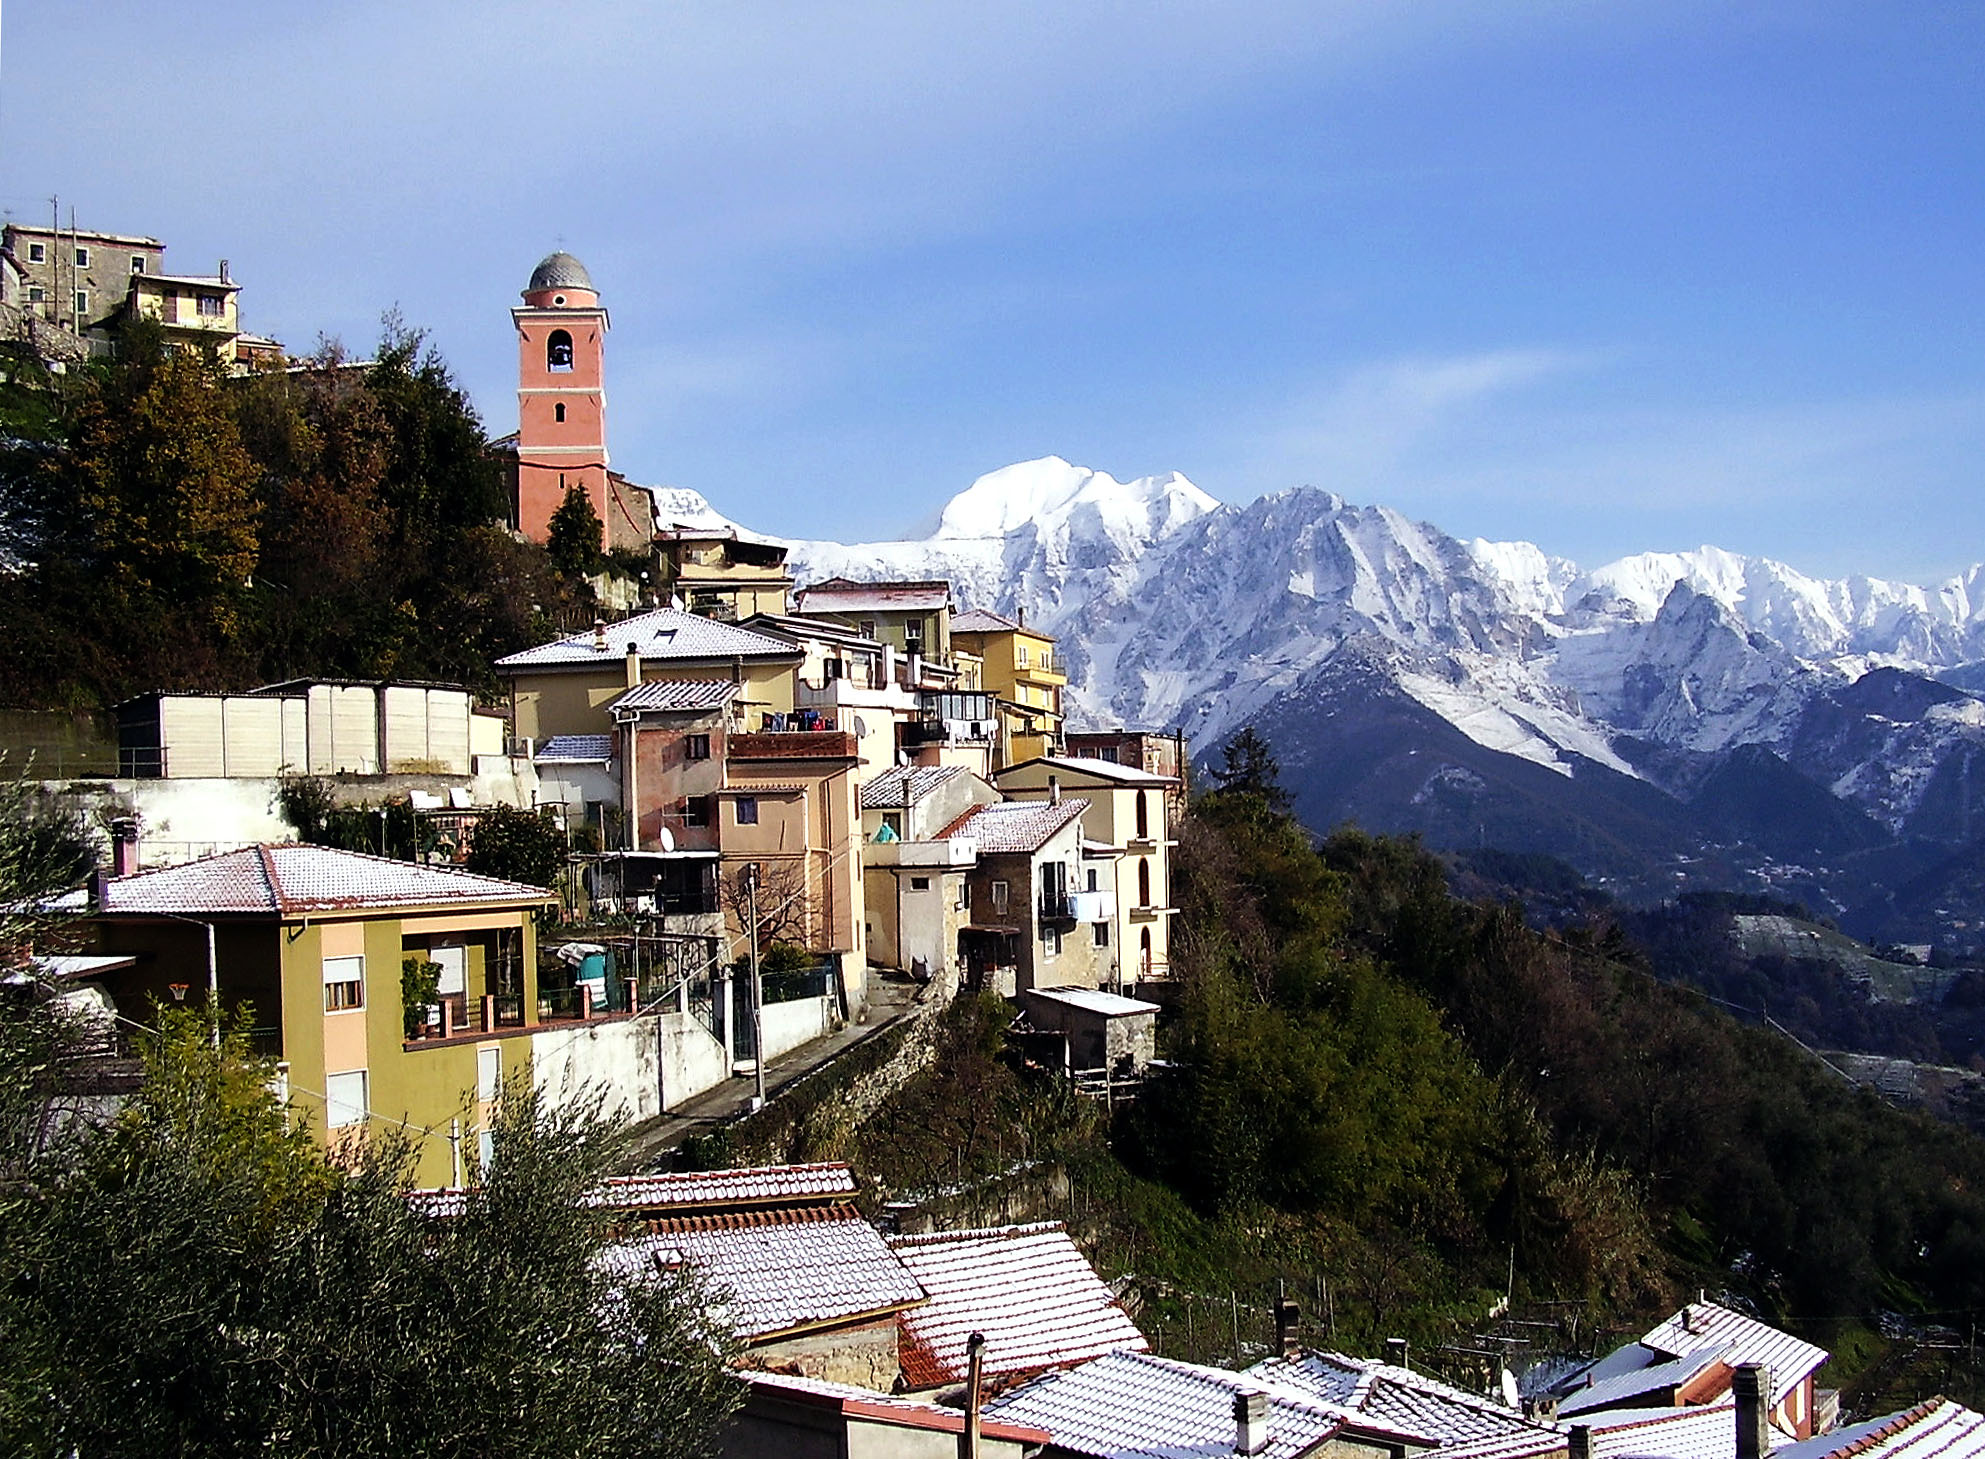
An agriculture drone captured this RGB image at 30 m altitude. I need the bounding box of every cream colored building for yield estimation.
[993,757,1178,986]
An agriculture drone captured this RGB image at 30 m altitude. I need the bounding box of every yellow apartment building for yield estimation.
[949,608,1066,767]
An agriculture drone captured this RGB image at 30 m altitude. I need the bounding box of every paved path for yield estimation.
[625,971,928,1168]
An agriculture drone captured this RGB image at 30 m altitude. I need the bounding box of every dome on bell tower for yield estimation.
[527,251,594,293]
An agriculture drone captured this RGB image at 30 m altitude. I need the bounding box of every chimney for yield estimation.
[1049,775,1061,804]
[219,258,231,284]
[1233,1391,1270,1457]
[592,619,608,653]
[1384,1337,1409,1369]
[1274,1299,1301,1358]
[964,1332,986,1459]
[1734,1364,1772,1459]
[109,816,140,877]
[625,642,640,688]
[1568,1426,1592,1459]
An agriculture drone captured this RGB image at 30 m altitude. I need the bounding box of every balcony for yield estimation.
[1068,890,1115,921]
[728,729,859,761]
[1038,891,1078,924]
[405,992,529,1044]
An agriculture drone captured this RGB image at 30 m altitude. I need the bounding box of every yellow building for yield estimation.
[84,845,559,1187]
[949,608,1066,767]
[495,609,806,745]
[124,266,243,361]
[656,527,796,621]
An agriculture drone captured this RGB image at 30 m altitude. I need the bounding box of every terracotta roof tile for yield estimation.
[101,844,552,916]
[890,1221,1147,1389]
[495,609,801,670]
[938,797,1089,854]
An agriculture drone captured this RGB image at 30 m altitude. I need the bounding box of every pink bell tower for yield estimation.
[513,251,609,547]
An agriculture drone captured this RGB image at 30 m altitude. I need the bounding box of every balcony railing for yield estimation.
[1038,891,1077,923]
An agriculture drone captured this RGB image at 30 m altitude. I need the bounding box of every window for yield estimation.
[1043,926,1062,958]
[1140,928,1153,976]
[26,286,43,304]
[323,955,364,1012]
[1138,859,1152,908]
[27,242,44,263]
[1086,867,1099,892]
[1136,790,1150,840]
[1092,746,1119,763]
[991,880,1009,916]
[554,401,566,423]
[325,1070,368,1128]
[73,246,89,267]
[196,293,225,318]
[547,328,574,372]
[859,620,876,640]
[73,290,88,316]
[734,797,759,826]
[130,255,146,274]
[905,621,925,652]
[824,657,843,681]
[684,795,713,828]
[910,876,931,891]
[477,1047,501,1104]
[428,942,466,997]
[1016,644,1029,667]
[685,733,710,761]
[1093,922,1110,948]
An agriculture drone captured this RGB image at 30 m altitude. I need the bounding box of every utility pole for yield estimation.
[747,866,765,1111]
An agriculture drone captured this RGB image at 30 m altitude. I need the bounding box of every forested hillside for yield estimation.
[0,324,592,712]
[704,736,1985,1409]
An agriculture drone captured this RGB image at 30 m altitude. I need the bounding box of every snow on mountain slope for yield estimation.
[759,457,1985,823]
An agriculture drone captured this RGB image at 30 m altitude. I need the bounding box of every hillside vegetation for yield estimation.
[703,738,1985,1407]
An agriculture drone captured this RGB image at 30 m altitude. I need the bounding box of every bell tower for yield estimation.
[513,251,609,547]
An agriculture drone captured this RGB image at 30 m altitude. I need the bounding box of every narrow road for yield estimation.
[625,971,928,1168]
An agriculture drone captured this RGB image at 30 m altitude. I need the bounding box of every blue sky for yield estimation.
[3,1,1982,580]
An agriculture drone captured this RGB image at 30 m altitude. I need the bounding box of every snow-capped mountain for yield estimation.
[655,457,1985,933]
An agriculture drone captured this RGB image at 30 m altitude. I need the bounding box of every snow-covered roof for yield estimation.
[535,733,614,764]
[937,797,1089,855]
[1559,1347,1732,1417]
[97,845,553,916]
[605,679,740,716]
[30,953,139,981]
[494,609,801,671]
[593,1162,858,1209]
[601,1207,925,1340]
[997,755,1178,787]
[796,577,954,613]
[1252,1351,1540,1447]
[739,1371,1053,1445]
[952,608,1042,636]
[1024,987,1160,1018]
[1585,1402,1740,1459]
[985,1350,1360,1459]
[861,764,965,811]
[888,1221,1148,1388]
[1774,1400,1985,1459]
[1640,1303,1828,1392]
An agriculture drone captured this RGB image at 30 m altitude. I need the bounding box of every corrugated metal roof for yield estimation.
[861,764,966,811]
[494,609,801,670]
[606,679,741,715]
[1775,1400,1985,1459]
[1252,1351,1541,1446]
[536,733,614,764]
[938,797,1089,855]
[1641,1304,1829,1392]
[100,844,552,916]
[985,1351,1355,1459]
[888,1221,1148,1388]
[602,1208,925,1340]
[1560,1348,1731,1417]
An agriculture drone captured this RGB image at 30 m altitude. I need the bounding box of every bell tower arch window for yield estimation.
[547,329,574,373]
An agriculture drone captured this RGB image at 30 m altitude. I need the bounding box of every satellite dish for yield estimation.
[657,826,675,852]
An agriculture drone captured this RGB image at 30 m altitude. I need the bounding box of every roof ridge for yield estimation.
[889,1220,1067,1247]
[255,844,286,914]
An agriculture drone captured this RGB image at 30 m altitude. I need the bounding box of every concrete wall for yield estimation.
[760,993,836,1062]
[658,1009,732,1111]
[530,1014,663,1124]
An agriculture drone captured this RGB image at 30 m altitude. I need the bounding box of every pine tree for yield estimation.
[546,482,604,578]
